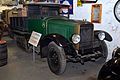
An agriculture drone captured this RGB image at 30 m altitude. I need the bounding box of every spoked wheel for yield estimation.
[47,42,66,75]
[95,41,108,64]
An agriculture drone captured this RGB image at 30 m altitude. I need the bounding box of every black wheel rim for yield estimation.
[48,47,60,72]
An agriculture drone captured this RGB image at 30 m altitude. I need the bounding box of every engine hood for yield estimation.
[44,16,92,25]
[44,17,81,39]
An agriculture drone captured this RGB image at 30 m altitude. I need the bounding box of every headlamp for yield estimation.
[98,32,105,40]
[72,34,80,44]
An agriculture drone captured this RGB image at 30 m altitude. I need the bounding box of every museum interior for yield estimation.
[0,0,120,80]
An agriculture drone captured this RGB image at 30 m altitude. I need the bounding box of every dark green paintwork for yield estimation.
[27,19,46,35]
[27,18,78,40]
[47,19,76,39]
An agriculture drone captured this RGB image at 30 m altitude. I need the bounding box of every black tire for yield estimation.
[47,42,66,75]
[16,36,28,52]
[95,41,108,64]
[97,59,120,80]
[98,60,112,80]
[112,47,120,58]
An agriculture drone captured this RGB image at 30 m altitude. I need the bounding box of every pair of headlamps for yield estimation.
[71,32,105,44]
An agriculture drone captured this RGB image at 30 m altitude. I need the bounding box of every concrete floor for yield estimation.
[0,37,104,80]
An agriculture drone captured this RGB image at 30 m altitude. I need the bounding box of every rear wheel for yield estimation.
[16,36,28,51]
[47,42,66,75]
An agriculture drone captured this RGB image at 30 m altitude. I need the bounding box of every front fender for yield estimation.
[40,34,77,58]
[94,30,112,42]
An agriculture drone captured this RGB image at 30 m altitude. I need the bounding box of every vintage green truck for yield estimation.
[10,2,112,75]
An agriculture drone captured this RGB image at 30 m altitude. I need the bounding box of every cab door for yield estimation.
[27,19,46,36]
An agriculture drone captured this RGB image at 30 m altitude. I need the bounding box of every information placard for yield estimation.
[28,31,42,47]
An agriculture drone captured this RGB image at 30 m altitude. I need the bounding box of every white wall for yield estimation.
[70,0,120,60]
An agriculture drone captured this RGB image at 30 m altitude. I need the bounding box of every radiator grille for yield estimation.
[80,24,94,49]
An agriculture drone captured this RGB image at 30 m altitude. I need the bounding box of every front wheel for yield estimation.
[47,42,66,75]
[95,41,108,64]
